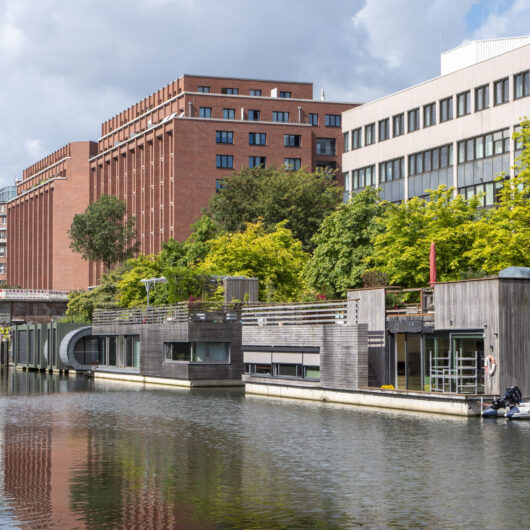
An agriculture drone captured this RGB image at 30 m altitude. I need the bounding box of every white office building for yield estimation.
[342,37,530,204]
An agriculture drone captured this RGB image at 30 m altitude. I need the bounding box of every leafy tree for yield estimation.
[62,269,123,322]
[206,167,342,251]
[369,186,484,288]
[117,255,165,307]
[304,187,386,298]
[198,221,309,301]
[69,194,139,270]
[465,120,530,273]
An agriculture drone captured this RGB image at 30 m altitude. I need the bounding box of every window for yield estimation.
[365,123,375,145]
[272,111,289,122]
[200,107,212,118]
[316,138,335,155]
[407,108,419,132]
[249,156,266,168]
[216,155,233,168]
[279,91,291,98]
[284,158,301,170]
[284,134,301,147]
[475,84,489,111]
[248,110,260,121]
[379,157,404,183]
[325,114,341,127]
[351,128,362,149]
[409,144,452,175]
[393,113,404,137]
[457,128,510,163]
[440,97,453,122]
[216,131,233,144]
[423,103,436,128]
[249,132,266,145]
[352,165,375,190]
[0,231,6,241]
[222,87,239,95]
[0,216,6,225]
[457,91,471,117]
[223,108,235,119]
[198,86,210,93]
[344,131,350,152]
[308,113,318,126]
[378,118,389,141]
[165,342,229,362]
[0,246,5,257]
[514,70,530,99]
[250,89,262,96]
[494,77,509,105]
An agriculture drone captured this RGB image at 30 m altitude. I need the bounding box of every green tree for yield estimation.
[206,167,342,251]
[304,187,386,298]
[465,120,530,273]
[116,255,165,307]
[369,186,484,288]
[198,220,309,301]
[63,268,122,322]
[69,194,139,270]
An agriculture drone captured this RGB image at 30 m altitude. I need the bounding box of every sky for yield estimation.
[0,0,528,187]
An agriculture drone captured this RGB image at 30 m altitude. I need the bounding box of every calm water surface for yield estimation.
[0,369,528,529]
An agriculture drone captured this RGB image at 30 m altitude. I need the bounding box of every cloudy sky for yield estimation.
[0,0,528,187]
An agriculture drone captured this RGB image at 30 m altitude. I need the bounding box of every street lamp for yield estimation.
[140,277,167,307]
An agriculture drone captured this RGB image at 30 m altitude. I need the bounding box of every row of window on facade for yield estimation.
[344,70,530,152]
[197,86,292,98]
[216,155,302,170]
[244,363,320,380]
[199,107,341,127]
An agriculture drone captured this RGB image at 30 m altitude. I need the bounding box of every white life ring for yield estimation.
[484,355,497,377]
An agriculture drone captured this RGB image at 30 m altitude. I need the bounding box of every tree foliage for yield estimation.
[304,187,386,298]
[369,186,484,288]
[206,167,342,251]
[198,221,309,301]
[69,194,139,270]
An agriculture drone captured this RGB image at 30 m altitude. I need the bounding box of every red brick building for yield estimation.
[0,186,16,283]
[7,142,97,290]
[9,75,358,290]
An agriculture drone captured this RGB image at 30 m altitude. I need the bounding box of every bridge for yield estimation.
[0,289,69,324]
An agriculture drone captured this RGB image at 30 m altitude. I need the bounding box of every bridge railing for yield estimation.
[0,289,69,301]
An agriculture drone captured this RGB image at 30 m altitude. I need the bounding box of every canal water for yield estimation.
[0,370,528,529]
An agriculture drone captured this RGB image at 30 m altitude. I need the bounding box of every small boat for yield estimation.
[483,386,528,419]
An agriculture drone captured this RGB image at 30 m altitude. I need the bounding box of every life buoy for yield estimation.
[484,355,497,377]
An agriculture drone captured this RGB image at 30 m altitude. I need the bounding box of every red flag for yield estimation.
[429,241,437,286]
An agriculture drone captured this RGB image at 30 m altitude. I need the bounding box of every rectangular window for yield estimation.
[249,132,266,145]
[325,114,341,127]
[249,156,266,168]
[0,231,6,241]
[0,263,5,274]
[216,131,233,144]
[378,118,389,141]
[476,136,484,159]
[432,148,440,170]
[273,111,289,122]
[250,89,262,96]
[0,246,5,257]
[165,342,229,362]
[365,123,375,145]
[344,131,350,152]
[407,108,419,132]
[440,97,453,122]
[457,91,471,116]
[393,113,404,137]
[248,110,260,121]
[494,77,509,105]
[316,138,335,155]
[223,108,235,119]
[423,103,436,127]
[200,107,212,118]
[275,364,299,377]
[221,87,239,95]
[279,91,291,98]
[284,134,301,147]
[216,155,234,169]
[514,70,530,99]
[308,113,318,126]
[198,86,210,93]
[352,128,362,149]
[284,158,301,170]
[475,84,489,111]
[466,139,474,161]
[485,134,493,157]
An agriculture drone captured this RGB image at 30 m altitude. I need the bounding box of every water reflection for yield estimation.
[0,369,529,528]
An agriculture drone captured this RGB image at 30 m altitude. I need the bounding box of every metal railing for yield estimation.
[430,350,482,394]
[241,300,348,326]
[93,302,241,327]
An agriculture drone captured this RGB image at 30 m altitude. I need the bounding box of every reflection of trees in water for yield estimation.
[3,423,53,528]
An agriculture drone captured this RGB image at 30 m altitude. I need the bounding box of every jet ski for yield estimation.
[482,386,523,418]
[506,401,530,420]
